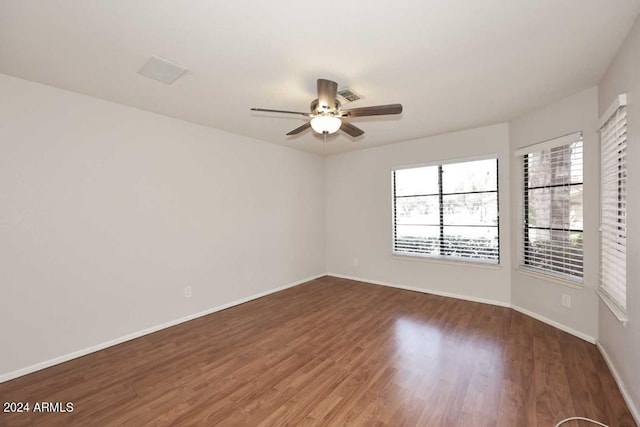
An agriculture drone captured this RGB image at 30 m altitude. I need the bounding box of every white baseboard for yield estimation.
[327,273,511,308]
[327,273,596,344]
[0,272,614,389]
[510,305,596,344]
[597,342,640,426]
[0,273,325,384]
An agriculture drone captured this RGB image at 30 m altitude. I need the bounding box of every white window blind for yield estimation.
[520,134,584,281]
[392,158,499,263]
[600,105,627,312]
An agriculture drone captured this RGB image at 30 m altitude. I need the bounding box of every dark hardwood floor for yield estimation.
[0,276,635,426]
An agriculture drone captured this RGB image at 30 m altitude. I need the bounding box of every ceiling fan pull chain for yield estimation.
[324,131,327,154]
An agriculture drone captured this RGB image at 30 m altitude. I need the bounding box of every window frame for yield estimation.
[391,154,500,265]
[518,133,584,284]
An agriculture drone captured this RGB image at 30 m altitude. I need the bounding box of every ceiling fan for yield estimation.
[250,78,403,137]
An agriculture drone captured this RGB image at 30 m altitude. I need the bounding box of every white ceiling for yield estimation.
[1,1,639,155]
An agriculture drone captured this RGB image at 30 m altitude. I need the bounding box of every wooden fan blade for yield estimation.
[251,108,309,117]
[317,79,338,110]
[286,122,311,136]
[340,104,403,117]
[340,121,365,137]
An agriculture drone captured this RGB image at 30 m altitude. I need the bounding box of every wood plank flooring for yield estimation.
[0,276,635,426]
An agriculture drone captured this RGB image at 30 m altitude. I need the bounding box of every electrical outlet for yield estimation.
[184,286,192,298]
[353,258,359,267]
[561,294,571,308]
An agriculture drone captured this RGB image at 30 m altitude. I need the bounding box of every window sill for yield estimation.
[597,289,628,325]
[391,253,502,269]
[515,267,584,289]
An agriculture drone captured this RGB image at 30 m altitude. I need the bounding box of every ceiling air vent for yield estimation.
[337,88,362,104]
[138,55,188,85]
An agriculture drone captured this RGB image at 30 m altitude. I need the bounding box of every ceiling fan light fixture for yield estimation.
[310,115,342,134]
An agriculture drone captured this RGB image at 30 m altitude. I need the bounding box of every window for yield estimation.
[600,104,627,313]
[392,158,499,263]
[518,133,583,281]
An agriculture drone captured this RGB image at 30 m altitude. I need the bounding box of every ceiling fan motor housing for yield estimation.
[310,99,341,116]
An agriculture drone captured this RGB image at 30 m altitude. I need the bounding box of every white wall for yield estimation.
[0,74,326,379]
[325,124,511,305]
[508,87,599,341]
[598,13,640,419]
